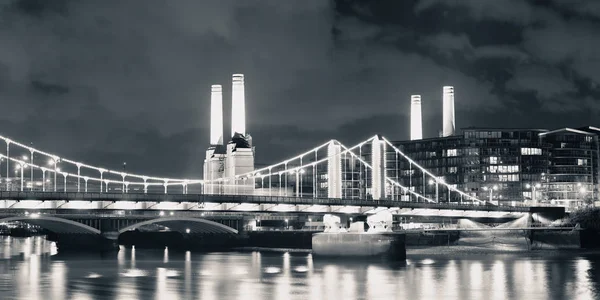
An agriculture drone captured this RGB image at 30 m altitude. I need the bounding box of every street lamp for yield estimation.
[284,218,289,230]
[525,183,542,205]
[482,185,498,204]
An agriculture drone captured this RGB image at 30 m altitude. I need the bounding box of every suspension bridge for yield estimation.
[0,133,526,212]
[0,133,565,251]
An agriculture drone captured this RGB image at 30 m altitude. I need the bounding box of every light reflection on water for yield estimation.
[0,236,599,300]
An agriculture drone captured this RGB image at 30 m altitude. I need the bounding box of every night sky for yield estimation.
[0,0,598,178]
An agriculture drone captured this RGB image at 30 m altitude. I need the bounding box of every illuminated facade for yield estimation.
[410,95,422,140]
[539,127,600,209]
[388,126,600,207]
[442,86,455,137]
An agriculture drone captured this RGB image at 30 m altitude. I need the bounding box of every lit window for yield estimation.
[447,149,458,157]
[578,159,586,166]
[489,156,498,164]
[520,148,542,155]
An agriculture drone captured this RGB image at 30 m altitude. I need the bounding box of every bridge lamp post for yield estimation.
[21,155,30,191]
[29,150,33,191]
[48,158,58,192]
[16,163,24,191]
[525,183,542,205]
[284,218,288,230]
[60,171,68,192]
[99,169,106,193]
[0,157,3,189]
[41,167,46,192]
[482,185,498,204]
[5,139,10,191]
[299,169,306,197]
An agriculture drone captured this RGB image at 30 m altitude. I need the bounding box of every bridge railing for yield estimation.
[0,191,533,212]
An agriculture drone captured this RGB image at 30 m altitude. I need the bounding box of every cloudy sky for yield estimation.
[0,0,598,178]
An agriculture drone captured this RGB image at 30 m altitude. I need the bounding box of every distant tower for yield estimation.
[442,86,455,137]
[231,74,246,137]
[210,85,223,145]
[410,95,422,140]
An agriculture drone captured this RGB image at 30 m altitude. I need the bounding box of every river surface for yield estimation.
[1,236,600,300]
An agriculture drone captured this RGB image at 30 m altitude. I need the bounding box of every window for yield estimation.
[447,149,458,157]
[498,174,519,182]
[466,148,479,156]
[578,159,587,166]
[521,148,542,155]
[449,167,457,174]
[489,156,498,164]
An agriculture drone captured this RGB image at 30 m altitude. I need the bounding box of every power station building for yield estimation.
[203,74,255,195]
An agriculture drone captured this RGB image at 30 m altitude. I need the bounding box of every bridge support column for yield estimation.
[371,136,386,200]
[327,141,342,199]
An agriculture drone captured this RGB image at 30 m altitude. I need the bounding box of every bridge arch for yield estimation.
[0,215,101,235]
[118,217,239,234]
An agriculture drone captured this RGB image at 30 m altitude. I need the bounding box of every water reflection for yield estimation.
[0,236,599,299]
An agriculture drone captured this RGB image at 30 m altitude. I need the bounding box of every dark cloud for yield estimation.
[0,0,597,179]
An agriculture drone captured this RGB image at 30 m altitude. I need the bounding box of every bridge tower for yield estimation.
[327,141,342,199]
[371,135,386,200]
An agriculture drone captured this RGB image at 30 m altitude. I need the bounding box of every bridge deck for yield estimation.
[0,191,536,213]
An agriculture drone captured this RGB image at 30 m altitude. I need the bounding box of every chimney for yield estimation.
[442,86,455,137]
[210,85,223,145]
[410,95,422,140]
[231,74,246,137]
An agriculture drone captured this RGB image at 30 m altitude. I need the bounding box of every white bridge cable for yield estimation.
[381,137,485,204]
[334,139,435,203]
[0,135,196,184]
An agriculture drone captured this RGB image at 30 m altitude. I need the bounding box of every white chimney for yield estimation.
[231,74,245,137]
[442,86,455,137]
[210,85,223,145]
[410,95,422,140]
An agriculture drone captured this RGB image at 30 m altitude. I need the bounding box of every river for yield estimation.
[0,236,599,299]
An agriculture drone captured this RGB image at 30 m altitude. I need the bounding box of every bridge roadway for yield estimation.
[0,191,542,218]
